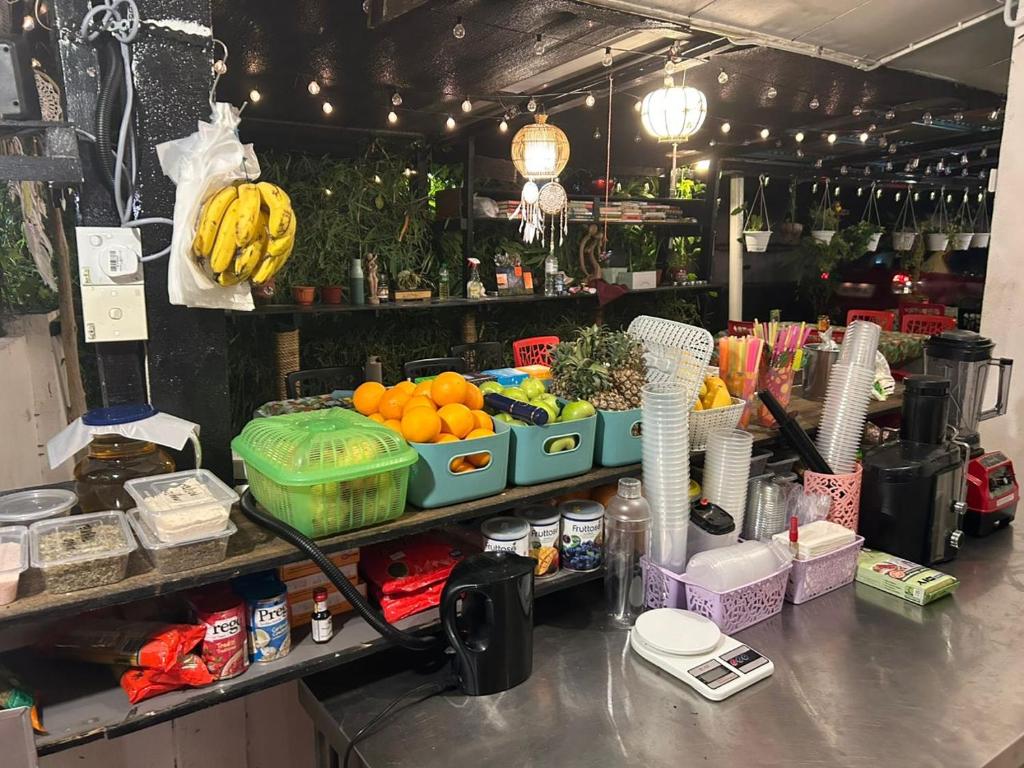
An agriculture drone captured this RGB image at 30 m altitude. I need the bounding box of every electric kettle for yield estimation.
[440,551,535,696]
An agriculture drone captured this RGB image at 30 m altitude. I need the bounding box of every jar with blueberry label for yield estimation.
[559,500,605,572]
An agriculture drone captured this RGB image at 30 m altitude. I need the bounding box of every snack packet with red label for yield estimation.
[50,620,205,672]
[360,533,465,597]
[372,580,447,623]
[120,654,215,704]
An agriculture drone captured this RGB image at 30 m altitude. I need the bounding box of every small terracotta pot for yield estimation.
[668,267,686,284]
[321,285,344,304]
[292,286,316,305]
[253,278,276,304]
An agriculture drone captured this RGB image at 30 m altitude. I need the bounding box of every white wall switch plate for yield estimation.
[75,227,149,342]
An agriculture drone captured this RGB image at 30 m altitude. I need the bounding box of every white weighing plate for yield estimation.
[630,608,774,701]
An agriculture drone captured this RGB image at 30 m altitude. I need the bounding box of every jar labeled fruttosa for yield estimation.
[518,505,560,577]
[559,500,605,572]
[481,516,529,557]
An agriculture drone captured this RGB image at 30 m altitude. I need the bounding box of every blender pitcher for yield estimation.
[924,330,1013,449]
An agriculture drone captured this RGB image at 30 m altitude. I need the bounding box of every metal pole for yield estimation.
[728,175,744,321]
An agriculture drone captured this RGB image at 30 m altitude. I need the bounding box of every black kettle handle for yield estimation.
[441,579,484,657]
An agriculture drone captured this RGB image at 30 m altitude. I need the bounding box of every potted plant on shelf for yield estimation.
[777,183,804,245]
[667,236,699,284]
[316,253,348,304]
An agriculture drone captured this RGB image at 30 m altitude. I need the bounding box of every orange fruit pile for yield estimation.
[353,374,494,472]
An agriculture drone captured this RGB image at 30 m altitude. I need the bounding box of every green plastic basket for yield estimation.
[231,410,418,538]
[594,407,642,467]
[499,411,596,486]
[407,419,510,509]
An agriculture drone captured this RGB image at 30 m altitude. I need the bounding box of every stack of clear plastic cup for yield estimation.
[815,362,876,473]
[641,382,691,573]
[702,429,753,542]
[837,320,881,368]
[742,478,788,541]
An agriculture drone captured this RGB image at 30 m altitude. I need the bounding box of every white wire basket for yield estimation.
[628,316,714,408]
[689,398,746,451]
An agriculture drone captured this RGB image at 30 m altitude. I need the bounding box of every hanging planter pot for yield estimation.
[810,183,838,246]
[949,195,974,251]
[811,230,836,244]
[892,231,917,251]
[971,232,990,248]
[925,233,949,252]
[892,192,918,252]
[924,191,952,253]
[744,230,772,251]
[950,232,974,251]
[972,193,990,248]
[777,221,804,245]
[861,183,884,254]
[866,232,883,252]
[738,174,772,253]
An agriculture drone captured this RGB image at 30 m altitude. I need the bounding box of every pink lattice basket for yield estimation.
[803,463,863,531]
[785,536,864,604]
[643,557,791,635]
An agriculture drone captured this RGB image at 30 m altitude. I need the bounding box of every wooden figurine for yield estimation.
[578,223,605,283]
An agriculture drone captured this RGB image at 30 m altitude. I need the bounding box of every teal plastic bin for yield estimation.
[498,412,597,486]
[594,407,642,467]
[406,421,510,508]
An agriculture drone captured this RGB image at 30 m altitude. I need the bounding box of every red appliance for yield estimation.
[965,451,1018,536]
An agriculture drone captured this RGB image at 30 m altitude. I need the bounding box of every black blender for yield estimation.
[924,330,1017,536]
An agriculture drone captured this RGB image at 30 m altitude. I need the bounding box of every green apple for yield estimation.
[502,386,528,402]
[560,400,596,421]
[521,377,546,400]
[534,392,559,406]
[479,380,503,395]
[493,412,515,424]
[547,436,578,453]
[533,401,558,424]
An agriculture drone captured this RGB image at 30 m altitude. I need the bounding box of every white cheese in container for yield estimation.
[125,469,238,544]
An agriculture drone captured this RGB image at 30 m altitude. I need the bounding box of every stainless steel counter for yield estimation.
[300,524,1024,768]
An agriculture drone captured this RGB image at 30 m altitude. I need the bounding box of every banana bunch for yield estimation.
[191,180,296,286]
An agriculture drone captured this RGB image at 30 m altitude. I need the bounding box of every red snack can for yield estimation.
[187,585,249,680]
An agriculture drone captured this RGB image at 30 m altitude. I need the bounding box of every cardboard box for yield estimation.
[855,548,959,605]
[288,582,367,627]
[602,267,625,285]
[279,549,359,581]
[625,271,658,290]
[283,564,359,595]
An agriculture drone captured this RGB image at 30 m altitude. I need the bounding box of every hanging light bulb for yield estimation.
[527,97,538,113]
[876,187,883,199]
[840,165,848,175]
[864,166,871,176]
[868,123,877,132]
[585,92,596,108]
[22,14,35,31]
[895,191,902,202]
[989,108,1001,121]
[446,115,456,130]
[796,147,805,159]
[794,131,805,143]
[248,89,262,103]
[981,147,989,158]
[814,159,823,169]
[852,105,863,117]
[452,16,466,39]
[721,122,731,134]
[392,91,403,107]
[885,161,894,171]
[922,111,933,125]
[766,86,778,99]
[885,108,896,120]
[859,132,869,143]
[936,158,945,172]
[387,109,398,124]
[925,165,933,175]
[827,133,837,144]
[497,117,508,133]
[323,188,333,197]
[593,127,602,140]
[953,111,964,122]
[809,96,820,110]
[307,80,321,95]
[914,192,920,201]
[602,47,613,67]
[812,182,819,193]
[911,157,920,169]
[878,136,888,148]
[834,186,841,196]
[718,70,729,84]
[634,134,642,143]
[533,34,546,56]
[857,186,863,197]
[633,100,642,113]
[961,153,969,166]
[462,97,473,113]
[708,139,717,147]
[322,101,333,115]
[961,168,969,177]
[889,143,898,154]
[760,127,770,139]
[979,169,988,180]
[946,193,953,203]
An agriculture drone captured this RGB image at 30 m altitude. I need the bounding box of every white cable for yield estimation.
[1005,0,1024,27]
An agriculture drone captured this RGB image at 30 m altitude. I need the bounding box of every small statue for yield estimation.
[578,223,605,284]
[366,252,380,304]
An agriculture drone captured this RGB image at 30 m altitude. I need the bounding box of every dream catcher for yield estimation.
[510,114,570,247]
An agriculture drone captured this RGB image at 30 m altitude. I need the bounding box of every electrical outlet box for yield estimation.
[75,227,149,343]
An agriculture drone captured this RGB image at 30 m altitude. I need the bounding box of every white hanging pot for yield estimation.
[925,233,949,252]
[744,230,772,252]
[951,232,974,250]
[971,232,990,248]
[811,230,836,244]
[865,232,882,252]
[892,231,917,251]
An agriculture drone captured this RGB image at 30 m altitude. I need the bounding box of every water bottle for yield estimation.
[438,264,450,300]
[350,258,365,306]
[604,478,651,627]
[544,253,558,296]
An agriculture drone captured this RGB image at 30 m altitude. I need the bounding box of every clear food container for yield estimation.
[0,527,28,605]
[0,489,77,525]
[29,511,136,594]
[124,469,238,544]
[127,509,235,574]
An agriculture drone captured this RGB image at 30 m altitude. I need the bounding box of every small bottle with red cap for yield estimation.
[310,587,333,644]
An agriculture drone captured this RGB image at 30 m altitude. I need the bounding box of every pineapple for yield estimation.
[550,325,647,411]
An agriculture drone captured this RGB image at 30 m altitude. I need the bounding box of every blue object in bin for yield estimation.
[82,404,159,426]
[481,368,528,387]
[483,393,549,425]
[594,407,642,467]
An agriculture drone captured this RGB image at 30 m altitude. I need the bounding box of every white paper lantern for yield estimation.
[641,82,707,142]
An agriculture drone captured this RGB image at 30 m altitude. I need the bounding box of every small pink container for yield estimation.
[785,536,864,604]
[803,464,863,531]
[644,558,791,634]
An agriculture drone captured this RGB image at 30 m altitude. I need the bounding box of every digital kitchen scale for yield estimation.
[629,608,773,701]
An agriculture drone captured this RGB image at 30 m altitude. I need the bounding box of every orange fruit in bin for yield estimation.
[378,388,411,420]
[470,409,492,431]
[367,413,385,424]
[438,403,474,438]
[463,383,484,410]
[352,381,386,415]
[393,380,417,397]
[433,433,459,444]
[382,418,403,434]
[401,407,441,443]
[431,371,467,407]
[449,457,473,473]
[465,427,494,439]
[413,381,433,398]
[402,395,436,415]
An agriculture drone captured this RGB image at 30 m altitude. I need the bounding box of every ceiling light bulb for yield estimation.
[387,110,398,124]
[462,97,473,113]
[961,153,969,165]
[981,147,989,158]
[979,169,988,180]
[527,97,538,113]
[446,115,456,130]
[859,132,869,143]
[864,166,871,176]
[827,133,837,144]
[22,14,35,31]
[868,123,877,132]
[634,100,642,113]
[946,193,953,203]
[534,34,545,56]
[857,186,863,197]
[760,128,770,139]
[953,111,964,122]
[452,16,465,39]
[989,108,1001,121]
[840,165,848,175]
[794,131,804,143]
[834,186,841,196]
[593,127,602,140]
[809,96,820,110]
[876,188,883,198]
[885,108,896,120]
[308,80,321,95]
[585,93,596,108]
[889,143,898,154]
[812,182,819,192]
[322,101,333,114]
[323,188,333,197]
[878,136,888,148]
[721,122,731,134]
[852,105,863,117]
[602,47,613,67]
[885,161,893,171]
[249,89,261,103]
[922,111,933,125]
[635,134,642,143]
[914,192,920,201]
[961,168,969,177]
[499,119,508,133]
[708,139,716,147]
[766,86,778,99]
[814,159,823,169]
[718,70,729,84]
[895,192,901,201]
[392,91,403,106]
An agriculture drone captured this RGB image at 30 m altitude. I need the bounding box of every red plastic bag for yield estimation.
[51,621,205,672]
[372,580,447,623]
[361,533,465,597]
[120,654,214,704]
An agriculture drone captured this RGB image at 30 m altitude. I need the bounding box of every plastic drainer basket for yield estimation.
[628,316,714,408]
[231,409,418,538]
[643,557,792,634]
[786,536,864,604]
[803,463,863,531]
[689,398,745,451]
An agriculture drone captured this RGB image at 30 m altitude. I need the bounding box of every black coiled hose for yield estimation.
[240,490,442,652]
[94,41,122,188]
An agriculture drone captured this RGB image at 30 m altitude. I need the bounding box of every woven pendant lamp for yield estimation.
[510,114,570,181]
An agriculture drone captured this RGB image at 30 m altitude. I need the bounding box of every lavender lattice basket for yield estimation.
[785,535,864,604]
[643,557,791,635]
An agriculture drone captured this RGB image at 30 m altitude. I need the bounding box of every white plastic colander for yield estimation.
[628,316,714,407]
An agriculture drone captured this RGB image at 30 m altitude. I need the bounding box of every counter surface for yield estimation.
[301,523,1024,768]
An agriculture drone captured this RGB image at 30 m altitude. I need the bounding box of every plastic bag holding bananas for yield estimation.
[157,103,294,310]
